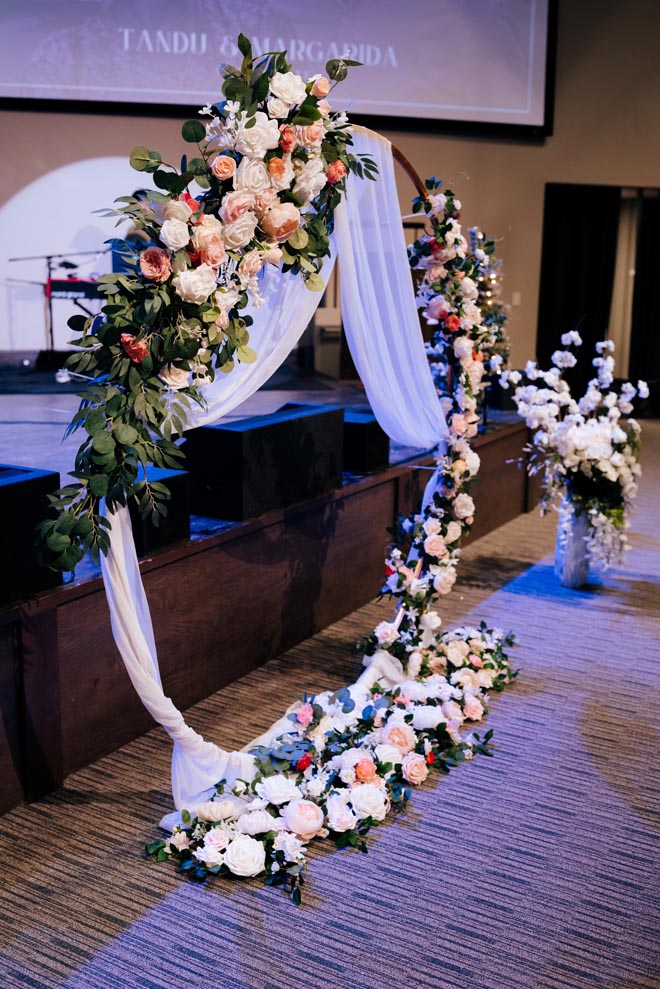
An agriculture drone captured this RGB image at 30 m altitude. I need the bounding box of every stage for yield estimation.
[0,364,534,813]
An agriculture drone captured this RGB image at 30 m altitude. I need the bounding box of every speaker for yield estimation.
[0,464,62,605]
[343,408,390,473]
[184,404,344,520]
[127,466,190,557]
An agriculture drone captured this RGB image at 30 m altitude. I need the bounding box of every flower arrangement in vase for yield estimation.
[501,333,647,585]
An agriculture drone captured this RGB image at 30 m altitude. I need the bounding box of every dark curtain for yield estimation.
[536,183,621,396]
[629,197,660,414]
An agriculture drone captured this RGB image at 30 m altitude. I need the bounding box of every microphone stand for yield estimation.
[8,249,109,351]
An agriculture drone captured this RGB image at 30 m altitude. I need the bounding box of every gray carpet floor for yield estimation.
[1,423,659,989]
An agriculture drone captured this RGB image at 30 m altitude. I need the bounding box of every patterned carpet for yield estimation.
[1,424,659,989]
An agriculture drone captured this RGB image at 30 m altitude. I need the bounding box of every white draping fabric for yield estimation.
[100,127,448,812]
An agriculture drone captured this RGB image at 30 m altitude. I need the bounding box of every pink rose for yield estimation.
[401,752,429,786]
[298,122,324,148]
[424,534,448,559]
[463,696,484,721]
[355,757,377,783]
[281,799,325,840]
[139,246,171,283]
[205,826,232,850]
[261,202,301,242]
[427,296,449,321]
[469,653,484,668]
[311,76,331,98]
[380,721,416,754]
[317,99,331,117]
[296,702,314,727]
[220,191,256,224]
[211,154,237,181]
[199,234,226,268]
[326,160,347,185]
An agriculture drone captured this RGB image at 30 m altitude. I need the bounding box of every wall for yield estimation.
[1,0,659,363]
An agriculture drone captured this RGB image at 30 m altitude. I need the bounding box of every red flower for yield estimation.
[385,563,396,577]
[295,752,312,771]
[444,314,461,333]
[326,160,347,185]
[426,751,436,765]
[180,192,202,222]
[120,333,149,363]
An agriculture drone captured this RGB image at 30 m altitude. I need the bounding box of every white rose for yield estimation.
[442,699,465,723]
[222,212,258,250]
[374,621,399,647]
[445,521,462,543]
[453,336,473,360]
[451,668,481,692]
[190,212,223,250]
[325,793,357,833]
[172,263,217,304]
[460,276,478,300]
[374,743,403,767]
[446,639,470,667]
[269,156,295,192]
[236,810,279,835]
[255,774,302,806]
[464,449,480,475]
[412,704,447,731]
[268,96,290,119]
[166,829,191,853]
[293,157,327,204]
[193,844,224,868]
[234,157,271,196]
[234,111,281,158]
[423,518,441,536]
[223,834,266,877]
[349,784,389,822]
[269,70,307,106]
[433,566,457,595]
[160,218,190,250]
[156,199,193,223]
[159,364,190,390]
[281,798,325,840]
[453,493,476,519]
[192,794,247,822]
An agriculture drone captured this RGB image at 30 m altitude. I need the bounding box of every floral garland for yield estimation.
[38,36,375,573]
[148,623,515,903]
[500,333,647,569]
[356,179,499,673]
[468,226,511,372]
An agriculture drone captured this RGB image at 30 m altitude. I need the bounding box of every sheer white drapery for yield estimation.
[100,127,448,811]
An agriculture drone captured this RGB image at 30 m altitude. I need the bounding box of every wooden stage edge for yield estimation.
[0,419,535,813]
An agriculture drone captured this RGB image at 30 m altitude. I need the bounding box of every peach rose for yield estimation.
[253,188,278,219]
[326,160,347,185]
[401,752,429,786]
[380,721,416,754]
[424,534,448,559]
[469,653,484,668]
[139,246,171,283]
[428,655,448,674]
[355,757,377,783]
[220,191,256,224]
[463,696,484,721]
[261,202,301,242]
[298,122,324,148]
[311,76,331,98]
[268,157,288,181]
[199,234,227,268]
[279,124,297,154]
[211,154,237,181]
[239,250,265,279]
[281,799,325,840]
[120,333,149,363]
[317,99,331,117]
